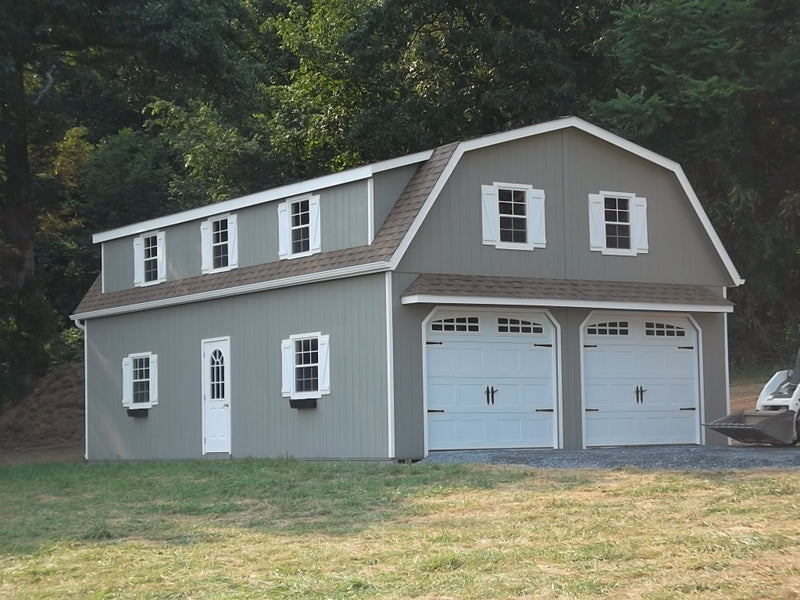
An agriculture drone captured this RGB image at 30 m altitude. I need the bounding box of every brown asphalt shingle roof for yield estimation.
[401,273,732,309]
[73,142,459,317]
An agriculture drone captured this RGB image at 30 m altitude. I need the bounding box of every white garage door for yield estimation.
[426,310,557,450]
[583,314,700,446]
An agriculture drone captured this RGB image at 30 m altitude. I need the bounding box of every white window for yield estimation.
[588,191,648,256]
[201,214,238,273]
[281,333,330,399]
[481,183,546,250]
[122,352,158,408]
[133,231,165,286]
[278,195,321,259]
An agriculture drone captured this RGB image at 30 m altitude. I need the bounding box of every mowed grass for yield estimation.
[2,460,800,599]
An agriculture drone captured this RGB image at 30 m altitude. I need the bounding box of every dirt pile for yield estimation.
[0,363,84,448]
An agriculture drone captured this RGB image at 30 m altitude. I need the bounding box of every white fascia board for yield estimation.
[390,115,744,286]
[72,261,391,320]
[93,150,433,244]
[400,293,734,313]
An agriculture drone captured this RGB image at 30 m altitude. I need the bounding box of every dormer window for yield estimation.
[133,231,165,286]
[588,191,648,256]
[201,214,238,273]
[278,195,321,259]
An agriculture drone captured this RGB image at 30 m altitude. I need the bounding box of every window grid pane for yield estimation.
[211,219,229,269]
[291,199,310,254]
[498,188,527,244]
[497,317,543,334]
[587,321,629,336]
[645,322,686,337]
[431,316,480,333]
[132,356,150,404]
[294,338,319,392]
[210,349,225,399]
[143,235,159,282]
[604,197,630,249]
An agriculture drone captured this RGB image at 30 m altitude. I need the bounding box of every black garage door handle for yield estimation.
[427,409,445,414]
[535,408,554,412]
[585,408,599,412]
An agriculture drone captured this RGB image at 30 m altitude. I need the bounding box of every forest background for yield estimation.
[1,0,798,413]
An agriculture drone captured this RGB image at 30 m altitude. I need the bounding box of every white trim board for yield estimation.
[401,293,733,314]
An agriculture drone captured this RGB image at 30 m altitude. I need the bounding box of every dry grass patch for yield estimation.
[2,460,800,599]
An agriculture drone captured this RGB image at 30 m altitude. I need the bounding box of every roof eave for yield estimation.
[71,260,392,321]
[401,293,734,313]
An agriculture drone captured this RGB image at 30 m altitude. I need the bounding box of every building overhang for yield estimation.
[400,274,734,314]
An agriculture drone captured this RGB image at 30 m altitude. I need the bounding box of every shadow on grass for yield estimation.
[0,459,599,554]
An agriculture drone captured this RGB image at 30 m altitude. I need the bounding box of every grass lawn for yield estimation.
[2,459,800,599]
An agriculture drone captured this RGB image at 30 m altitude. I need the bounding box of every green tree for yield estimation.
[593,0,800,365]
[0,0,264,411]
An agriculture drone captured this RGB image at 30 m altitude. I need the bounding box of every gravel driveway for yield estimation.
[419,445,800,470]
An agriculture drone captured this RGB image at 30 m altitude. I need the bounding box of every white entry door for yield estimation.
[583,315,700,446]
[202,337,231,454]
[426,310,558,450]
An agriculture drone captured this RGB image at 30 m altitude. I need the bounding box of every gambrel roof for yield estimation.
[72,117,742,321]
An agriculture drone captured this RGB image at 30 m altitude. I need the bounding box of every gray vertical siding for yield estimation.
[694,309,731,446]
[322,180,370,250]
[101,238,133,293]
[398,130,732,287]
[86,274,389,460]
[99,180,372,293]
[390,273,429,459]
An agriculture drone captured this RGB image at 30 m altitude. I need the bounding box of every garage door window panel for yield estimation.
[497,317,543,335]
[645,322,686,337]
[587,321,629,336]
[430,316,480,333]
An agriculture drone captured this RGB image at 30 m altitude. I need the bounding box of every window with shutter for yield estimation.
[481,183,545,251]
[122,352,158,408]
[588,191,648,256]
[278,195,321,259]
[133,232,166,286]
[201,215,238,273]
[280,332,330,400]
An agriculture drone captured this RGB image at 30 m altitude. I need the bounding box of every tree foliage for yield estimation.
[593,0,800,365]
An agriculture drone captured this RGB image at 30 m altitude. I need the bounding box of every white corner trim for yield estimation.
[400,293,733,313]
[384,272,395,459]
[367,178,375,245]
[93,150,433,244]
[72,261,392,320]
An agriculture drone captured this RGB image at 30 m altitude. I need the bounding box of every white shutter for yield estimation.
[309,195,321,254]
[277,202,290,259]
[481,185,498,245]
[527,188,546,248]
[228,214,239,268]
[156,231,166,281]
[588,194,605,251]
[280,338,293,397]
[631,196,649,254]
[133,237,144,286]
[149,354,159,406]
[122,357,133,407]
[200,221,211,273]
[318,334,330,395]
